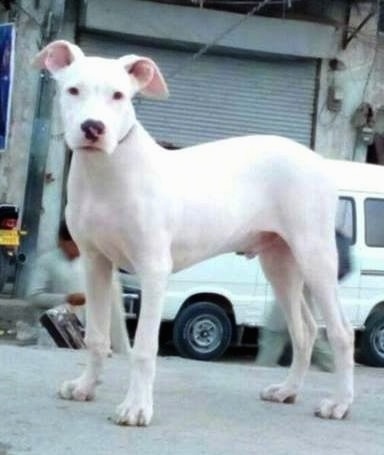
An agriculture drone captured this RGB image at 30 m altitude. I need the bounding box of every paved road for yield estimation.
[0,345,383,455]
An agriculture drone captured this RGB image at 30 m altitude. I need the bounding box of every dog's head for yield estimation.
[33,40,169,154]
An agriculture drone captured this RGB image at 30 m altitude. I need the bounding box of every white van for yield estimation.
[124,161,384,365]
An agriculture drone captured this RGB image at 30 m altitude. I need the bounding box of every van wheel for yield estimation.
[173,302,232,361]
[360,311,384,367]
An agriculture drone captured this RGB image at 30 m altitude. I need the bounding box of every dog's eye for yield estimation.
[68,87,79,96]
[113,91,124,100]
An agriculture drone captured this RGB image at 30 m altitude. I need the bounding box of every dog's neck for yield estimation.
[117,121,165,164]
[117,124,136,147]
[68,121,166,196]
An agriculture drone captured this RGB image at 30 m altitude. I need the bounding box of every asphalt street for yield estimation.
[0,345,383,455]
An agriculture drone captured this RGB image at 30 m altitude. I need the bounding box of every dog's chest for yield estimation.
[66,188,134,261]
[68,196,109,229]
[67,206,134,268]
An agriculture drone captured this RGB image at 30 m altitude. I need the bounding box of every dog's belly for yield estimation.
[170,228,279,272]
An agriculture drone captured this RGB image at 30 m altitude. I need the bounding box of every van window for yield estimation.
[337,197,355,244]
[365,198,384,247]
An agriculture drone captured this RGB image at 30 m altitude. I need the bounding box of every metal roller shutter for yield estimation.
[78,33,318,147]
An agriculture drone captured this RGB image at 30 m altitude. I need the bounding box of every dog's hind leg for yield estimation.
[259,237,317,404]
[291,228,354,419]
[291,234,354,420]
[59,251,114,401]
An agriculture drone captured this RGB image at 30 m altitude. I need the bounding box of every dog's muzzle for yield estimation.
[81,119,105,142]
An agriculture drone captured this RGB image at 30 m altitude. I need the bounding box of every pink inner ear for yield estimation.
[45,44,73,72]
[129,59,168,98]
[129,60,152,81]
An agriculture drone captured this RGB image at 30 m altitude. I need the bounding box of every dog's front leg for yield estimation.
[59,252,113,401]
[114,266,169,426]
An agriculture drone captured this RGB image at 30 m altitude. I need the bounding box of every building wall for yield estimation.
[315,3,383,161]
[83,0,340,59]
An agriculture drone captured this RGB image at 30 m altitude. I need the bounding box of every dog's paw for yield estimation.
[113,395,153,426]
[260,383,298,404]
[314,398,350,420]
[59,377,96,402]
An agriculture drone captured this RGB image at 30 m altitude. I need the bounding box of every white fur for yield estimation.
[34,41,354,426]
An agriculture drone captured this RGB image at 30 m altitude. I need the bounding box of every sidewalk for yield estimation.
[0,345,383,455]
[0,297,34,329]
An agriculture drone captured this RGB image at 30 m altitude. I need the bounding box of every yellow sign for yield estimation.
[0,229,19,246]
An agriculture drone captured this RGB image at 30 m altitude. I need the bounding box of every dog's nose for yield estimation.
[81,119,106,142]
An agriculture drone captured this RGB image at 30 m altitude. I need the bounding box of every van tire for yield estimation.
[360,310,384,367]
[173,302,232,361]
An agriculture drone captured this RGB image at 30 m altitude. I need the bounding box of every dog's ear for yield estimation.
[119,55,169,100]
[33,40,84,74]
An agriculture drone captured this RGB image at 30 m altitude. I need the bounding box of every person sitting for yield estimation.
[25,220,130,354]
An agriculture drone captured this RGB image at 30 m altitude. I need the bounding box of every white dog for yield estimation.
[34,40,354,426]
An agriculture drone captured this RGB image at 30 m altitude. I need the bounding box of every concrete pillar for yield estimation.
[314,3,381,161]
[0,1,48,207]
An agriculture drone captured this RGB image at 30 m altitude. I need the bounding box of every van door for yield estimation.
[335,195,361,326]
[164,253,260,324]
[359,196,384,323]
